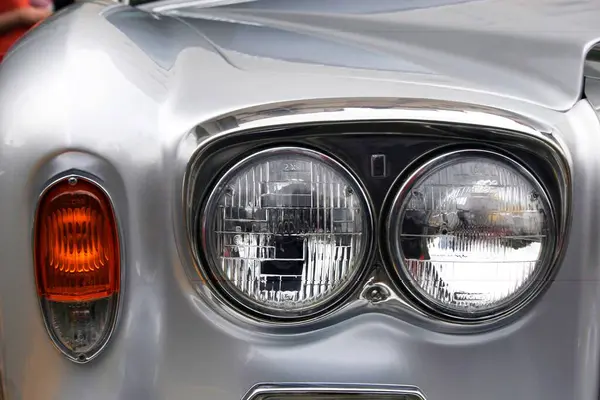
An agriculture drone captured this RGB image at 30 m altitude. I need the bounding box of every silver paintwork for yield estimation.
[0,0,599,399]
[141,0,600,112]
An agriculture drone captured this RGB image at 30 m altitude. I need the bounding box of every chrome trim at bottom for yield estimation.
[242,384,426,400]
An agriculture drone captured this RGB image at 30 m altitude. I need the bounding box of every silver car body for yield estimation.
[1,0,600,399]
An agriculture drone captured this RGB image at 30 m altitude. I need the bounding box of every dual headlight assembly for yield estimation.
[195,144,558,325]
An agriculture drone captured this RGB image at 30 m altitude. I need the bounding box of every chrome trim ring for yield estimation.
[197,146,375,321]
[384,149,558,323]
[242,383,427,400]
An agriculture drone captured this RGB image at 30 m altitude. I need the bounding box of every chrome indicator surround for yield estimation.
[34,173,122,364]
[383,148,558,323]
[242,383,427,400]
[30,153,128,364]
[180,98,571,334]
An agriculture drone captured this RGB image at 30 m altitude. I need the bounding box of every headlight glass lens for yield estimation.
[389,151,554,318]
[203,148,370,316]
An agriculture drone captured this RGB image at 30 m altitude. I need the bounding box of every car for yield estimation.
[0,0,599,399]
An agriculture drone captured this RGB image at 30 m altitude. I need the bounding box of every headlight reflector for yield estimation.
[202,147,370,318]
[387,150,555,320]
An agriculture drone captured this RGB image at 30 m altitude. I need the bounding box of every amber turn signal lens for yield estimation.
[35,177,120,302]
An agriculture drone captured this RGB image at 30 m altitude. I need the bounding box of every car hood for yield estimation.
[123,0,600,111]
[8,0,600,114]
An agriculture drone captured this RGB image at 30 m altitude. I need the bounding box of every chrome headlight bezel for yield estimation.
[198,146,375,321]
[383,148,559,323]
[182,101,570,332]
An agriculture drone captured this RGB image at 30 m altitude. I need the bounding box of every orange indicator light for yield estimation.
[35,177,120,302]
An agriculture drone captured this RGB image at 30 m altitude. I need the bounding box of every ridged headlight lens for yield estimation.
[387,150,555,320]
[202,147,370,318]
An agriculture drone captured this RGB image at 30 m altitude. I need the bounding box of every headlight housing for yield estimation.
[386,149,556,321]
[201,147,372,319]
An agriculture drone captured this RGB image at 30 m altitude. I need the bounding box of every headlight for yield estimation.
[201,147,371,318]
[386,149,555,320]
